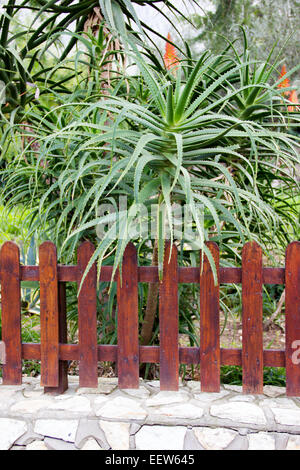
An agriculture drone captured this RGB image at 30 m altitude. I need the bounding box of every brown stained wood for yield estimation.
[20,265,77,281]
[39,242,59,387]
[159,242,179,391]
[5,238,293,395]
[263,349,285,368]
[140,346,159,363]
[263,268,285,285]
[242,242,263,394]
[117,243,139,389]
[77,241,98,388]
[221,348,284,367]
[200,242,220,392]
[22,342,286,368]
[285,242,300,396]
[0,242,22,384]
[221,348,242,366]
[44,283,68,394]
[179,347,199,364]
[19,264,285,285]
[20,265,39,280]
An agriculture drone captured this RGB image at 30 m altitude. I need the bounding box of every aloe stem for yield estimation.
[140,239,159,346]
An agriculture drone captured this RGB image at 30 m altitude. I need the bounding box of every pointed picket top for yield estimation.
[285,241,300,396]
[39,241,59,387]
[242,241,263,394]
[159,241,179,391]
[117,242,139,389]
[0,241,22,384]
[200,241,220,392]
[77,240,98,388]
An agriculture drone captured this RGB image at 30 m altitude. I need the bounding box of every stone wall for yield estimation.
[1,376,300,450]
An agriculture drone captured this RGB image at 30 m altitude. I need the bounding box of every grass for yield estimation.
[0,204,32,245]
[221,366,286,387]
[0,203,41,377]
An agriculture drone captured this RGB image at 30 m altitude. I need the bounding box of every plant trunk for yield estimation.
[140,240,159,345]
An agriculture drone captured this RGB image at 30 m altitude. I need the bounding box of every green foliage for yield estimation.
[1,32,299,286]
[0,0,197,119]
[220,366,286,387]
[0,203,32,244]
[0,3,299,381]
[189,0,300,72]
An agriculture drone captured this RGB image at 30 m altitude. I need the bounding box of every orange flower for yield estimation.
[164,33,179,73]
[288,89,299,112]
[278,64,291,95]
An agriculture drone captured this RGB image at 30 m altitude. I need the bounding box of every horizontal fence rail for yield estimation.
[0,240,299,396]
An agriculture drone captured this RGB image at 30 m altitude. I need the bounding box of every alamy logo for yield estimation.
[0,81,5,105]
[291,340,300,365]
[95,197,204,243]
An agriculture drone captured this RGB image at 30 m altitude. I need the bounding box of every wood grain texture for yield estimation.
[0,242,22,384]
[19,265,285,285]
[3,238,294,394]
[39,242,59,387]
[242,241,263,394]
[200,242,220,392]
[44,282,68,394]
[117,243,139,389]
[159,242,179,391]
[22,343,286,367]
[77,241,98,388]
[285,241,300,396]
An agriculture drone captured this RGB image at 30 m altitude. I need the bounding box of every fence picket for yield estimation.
[78,241,98,388]
[242,241,263,394]
[0,242,22,384]
[39,242,59,387]
[44,282,68,394]
[200,242,220,392]
[2,239,300,395]
[159,242,179,391]
[285,242,300,396]
[117,243,139,388]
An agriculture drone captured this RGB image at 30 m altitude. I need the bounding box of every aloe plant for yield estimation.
[0,0,196,118]
[1,30,299,345]
[2,33,299,257]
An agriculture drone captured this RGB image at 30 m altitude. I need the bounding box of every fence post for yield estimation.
[159,242,179,391]
[44,282,68,394]
[200,242,220,392]
[77,241,98,388]
[39,242,59,387]
[242,241,263,394]
[117,243,139,389]
[285,241,300,396]
[0,242,22,384]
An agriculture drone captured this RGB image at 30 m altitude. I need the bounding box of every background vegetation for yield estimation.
[0,0,299,383]
[188,0,300,72]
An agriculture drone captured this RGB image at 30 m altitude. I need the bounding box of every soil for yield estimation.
[177,311,285,350]
[23,312,286,381]
[219,312,285,350]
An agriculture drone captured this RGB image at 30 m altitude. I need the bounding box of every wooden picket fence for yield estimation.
[0,239,300,396]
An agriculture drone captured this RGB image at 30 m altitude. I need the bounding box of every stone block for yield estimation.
[193,427,237,450]
[210,402,267,425]
[0,418,27,450]
[99,421,130,450]
[135,425,186,450]
[34,419,79,442]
